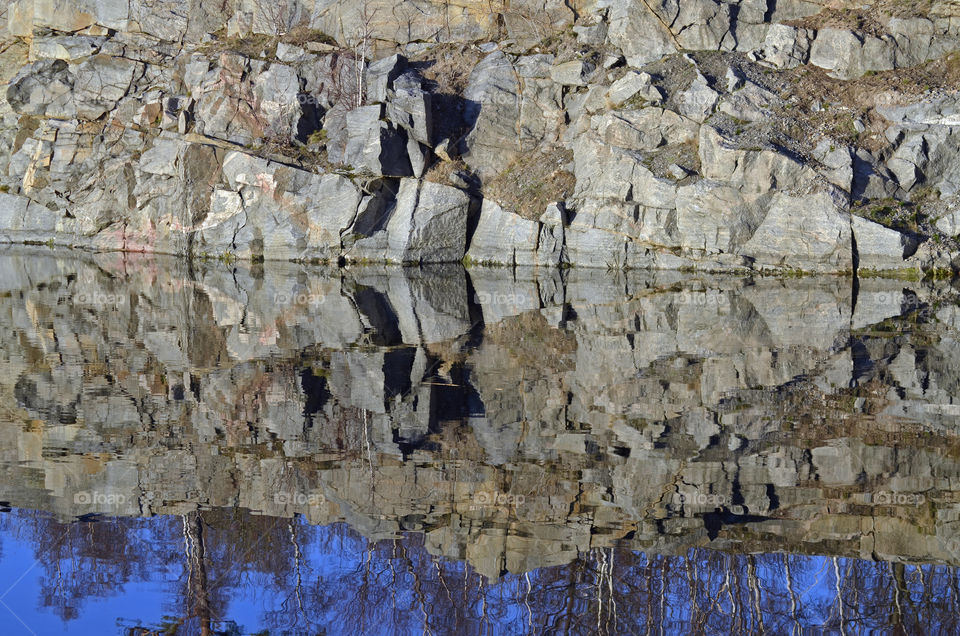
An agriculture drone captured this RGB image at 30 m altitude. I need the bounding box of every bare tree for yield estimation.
[343,0,378,108]
[259,0,295,36]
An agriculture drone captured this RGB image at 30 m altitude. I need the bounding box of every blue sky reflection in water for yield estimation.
[0,511,958,634]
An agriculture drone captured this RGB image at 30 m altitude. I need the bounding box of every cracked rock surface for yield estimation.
[0,0,960,274]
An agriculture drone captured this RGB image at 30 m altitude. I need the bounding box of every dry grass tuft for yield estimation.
[423,157,470,187]
[788,0,936,35]
[203,27,340,60]
[483,145,575,221]
[773,52,960,152]
[415,45,482,96]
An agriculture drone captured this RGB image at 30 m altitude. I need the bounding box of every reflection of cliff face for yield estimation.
[2,249,960,579]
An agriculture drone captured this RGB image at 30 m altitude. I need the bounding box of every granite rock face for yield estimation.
[2,0,960,273]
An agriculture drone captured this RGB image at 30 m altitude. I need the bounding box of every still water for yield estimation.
[0,248,959,634]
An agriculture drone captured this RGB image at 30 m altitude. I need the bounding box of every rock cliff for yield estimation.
[2,0,960,274]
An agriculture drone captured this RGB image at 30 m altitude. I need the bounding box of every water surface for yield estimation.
[0,248,959,634]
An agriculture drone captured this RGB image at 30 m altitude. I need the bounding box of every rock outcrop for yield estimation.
[1,0,960,274]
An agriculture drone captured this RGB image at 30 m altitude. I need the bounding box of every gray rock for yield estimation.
[887,134,928,191]
[852,215,920,271]
[878,94,960,128]
[461,52,521,181]
[349,180,469,264]
[676,180,767,255]
[30,35,103,61]
[725,66,745,92]
[605,0,677,67]
[718,81,779,122]
[754,25,812,69]
[936,210,960,236]
[385,70,432,146]
[8,52,138,121]
[813,140,855,193]
[537,204,566,267]
[665,0,735,51]
[276,42,310,63]
[6,59,75,117]
[853,150,901,201]
[809,28,895,79]
[366,54,407,104]
[466,200,539,266]
[303,174,364,258]
[0,192,72,244]
[699,126,818,194]
[514,54,555,79]
[550,60,589,86]
[593,108,698,152]
[740,190,853,273]
[252,62,302,141]
[572,134,678,209]
[329,105,412,177]
[677,71,719,123]
[606,71,662,107]
[574,22,608,47]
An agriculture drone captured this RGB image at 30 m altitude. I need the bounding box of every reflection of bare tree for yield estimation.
[183,512,212,636]
[0,512,175,622]
[4,510,960,633]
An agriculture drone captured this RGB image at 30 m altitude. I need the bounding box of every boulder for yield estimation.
[461,52,521,180]
[252,63,302,141]
[740,190,853,273]
[466,200,539,266]
[572,134,678,209]
[852,215,920,271]
[385,71,432,146]
[349,180,469,264]
[366,54,407,104]
[813,141,855,193]
[550,60,589,87]
[676,180,768,255]
[29,35,102,61]
[605,0,677,67]
[327,105,412,176]
[593,108,698,152]
[606,71,662,107]
[809,28,895,79]
[754,25,812,69]
[537,204,566,267]
[937,210,960,236]
[668,0,735,51]
[6,59,74,117]
[718,81,779,122]
[677,71,719,123]
[699,126,818,194]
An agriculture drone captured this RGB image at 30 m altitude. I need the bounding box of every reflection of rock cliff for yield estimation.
[3,1,960,272]
[2,249,960,578]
